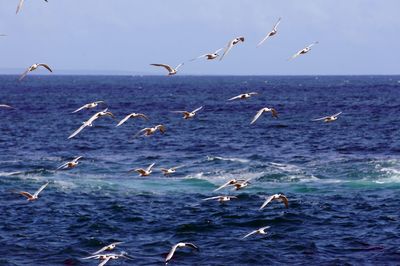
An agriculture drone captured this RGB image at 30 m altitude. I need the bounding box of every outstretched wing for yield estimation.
[19,67,31,81]
[38,64,53,72]
[257,30,273,47]
[227,95,241,101]
[33,182,49,197]
[259,195,274,210]
[250,109,265,125]
[242,230,257,239]
[147,162,155,172]
[175,63,184,70]
[68,123,88,139]
[219,40,234,61]
[203,196,221,201]
[98,257,111,266]
[280,195,289,208]
[273,17,282,31]
[16,0,24,14]
[312,115,330,121]
[19,191,33,199]
[307,41,319,49]
[332,111,342,117]
[72,104,88,113]
[166,244,179,263]
[116,114,133,127]
[56,162,68,170]
[73,156,83,163]
[192,106,203,113]
[151,64,173,73]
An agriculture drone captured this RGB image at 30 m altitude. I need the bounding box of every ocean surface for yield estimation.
[0,75,400,265]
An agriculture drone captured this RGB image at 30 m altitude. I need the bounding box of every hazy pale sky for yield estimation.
[0,0,399,75]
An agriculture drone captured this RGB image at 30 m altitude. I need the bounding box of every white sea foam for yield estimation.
[207,156,250,164]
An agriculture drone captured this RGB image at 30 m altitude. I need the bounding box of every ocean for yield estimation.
[0,75,399,265]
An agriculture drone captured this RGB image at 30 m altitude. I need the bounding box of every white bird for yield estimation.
[116,113,148,127]
[232,178,251,191]
[17,182,49,201]
[202,195,237,203]
[150,63,184,76]
[130,162,155,176]
[16,0,48,14]
[134,124,166,137]
[165,242,199,264]
[289,41,319,60]
[259,194,289,210]
[57,156,83,170]
[228,92,258,101]
[250,107,278,124]
[0,104,14,109]
[161,165,184,176]
[257,17,282,47]
[68,109,115,139]
[83,252,132,266]
[92,242,124,255]
[72,101,106,113]
[172,106,203,120]
[242,226,271,239]
[213,178,247,192]
[19,63,52,81]
[191,48,223,61]
[312,112,342,123]
[220,36,245,61]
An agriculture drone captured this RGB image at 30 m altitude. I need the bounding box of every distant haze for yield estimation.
[0,0,399,75]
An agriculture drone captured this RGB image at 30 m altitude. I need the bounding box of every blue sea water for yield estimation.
[0,75,400,265]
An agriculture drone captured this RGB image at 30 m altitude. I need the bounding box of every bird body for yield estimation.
[172,106,203,119]
[68,109,115,139]
[214,178,246,191]
[191,48,223,61]
[242,226,270,239]
[57,156,83,170]
[135,124,166,137]
[228,92,258,101]
[259,194,289,210]
[17,182,49,201]
[257,17,281,47]
[220,36,245,61]
[116,113,148,127]
[72,101,105,113]
[131,162,155,176]
[289,42,319,60]
[313,112,342,123]
[19,63,52,81]
[165,242,198,264]
[251,107,278,124]
[151,63,183,76]
[203,195,237,202]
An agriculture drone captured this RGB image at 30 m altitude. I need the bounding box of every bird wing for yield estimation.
[157,125,166,133]
[249,92,258,96]
[280,195,289,208]
[273,17,282,31]
[0,104,13,109]
[242,230,257,239]
[134,128,148,138]
[19,67,31,81]
[38,64,53,72]
[307,41,319,49]
[289,50,302,60]
[92,245,109,255]
[33,182,49,197]
[72,104,89,113]
[135,169,146,175]
[166,244,179,263]
[147,163,155,172]
[271,108,278,118]
[256,31,273,47]
[150,64,173,72]
[260,226,271,231]
[227,95,242,101]
[73,156,83,163]
[16,0,24,14]
[259,195,274,210]
[332,111,342,117]
[250,108,265,124]
[175,63,184,70]
[192,106,203,113]
[56,162,68,170]
[213,180,234,191]
[19,191,33,199]
[136,113,149,120]
[116,114,132,127]
[312,115,330,121]
[213,48,223,54]
[219,39,234,61]
[98,257,111,266]
[82,254,101,260]
[68,123,88,139]
[190,53,209,61]
[203,196,221,201]
[185,243,198,250]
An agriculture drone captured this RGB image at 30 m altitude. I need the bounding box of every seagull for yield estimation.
[68,109,115,139]
[161,165,184,176]
[16,0,48,14]
[83,252,133,266]
[150,63,184,76]
[250,107,278,124]
[213,178,247,192]
[130,162,155,176]
[228,92,258,101]
[116,113,149,127]
[72,101,106,113]
[203,195,237,203]
[289,41,319,60]
[233,178,251,190]
[172,106,203,120]
[191,48,223,61]
[312,112,342,123]
[19,63,52,81]
[242,226,271,239]
[257,17,282,47]
[57,156,83,170]
[17,182,49,201]
[0,104,14,109]
[165,242,199,264]
[259,194,289,210]
[220,36,245,61]
[134,124,166,137]
[92,242,124,255]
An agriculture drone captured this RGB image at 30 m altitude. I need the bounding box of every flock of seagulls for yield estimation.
[0,2,347,265]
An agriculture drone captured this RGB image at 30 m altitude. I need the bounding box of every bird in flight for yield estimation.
[134,124,166,137]
[172,106,203,120]
[150,63,184,76]
[161,165,184,176]
[82,252,133,266]
[250,107,278,124]
[242,226,271,239]
[259,194,289,210]
[68,109,115,139]
[289,42,319,60]
[116,113,148,127]
[213,178,247,192]
[130,162,155,177]
[220,36,245,61]
[257,17,282,47]
[228,92,258,101]
[16,0,48,14]
[165,242,199,264]
[17,182,49,201]
[191,48,223,61]
[312,112,342,123]
[0,104,14,109]
[203,195,237,203]
[57,156,83,170]
[92,242,124,255]
[72,101,106,113]
[232,178,252,190]
[19,63,52,81]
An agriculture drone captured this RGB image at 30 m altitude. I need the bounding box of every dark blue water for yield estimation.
[1,75,400,265]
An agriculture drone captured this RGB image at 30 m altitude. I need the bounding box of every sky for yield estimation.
[0,0,399,75]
